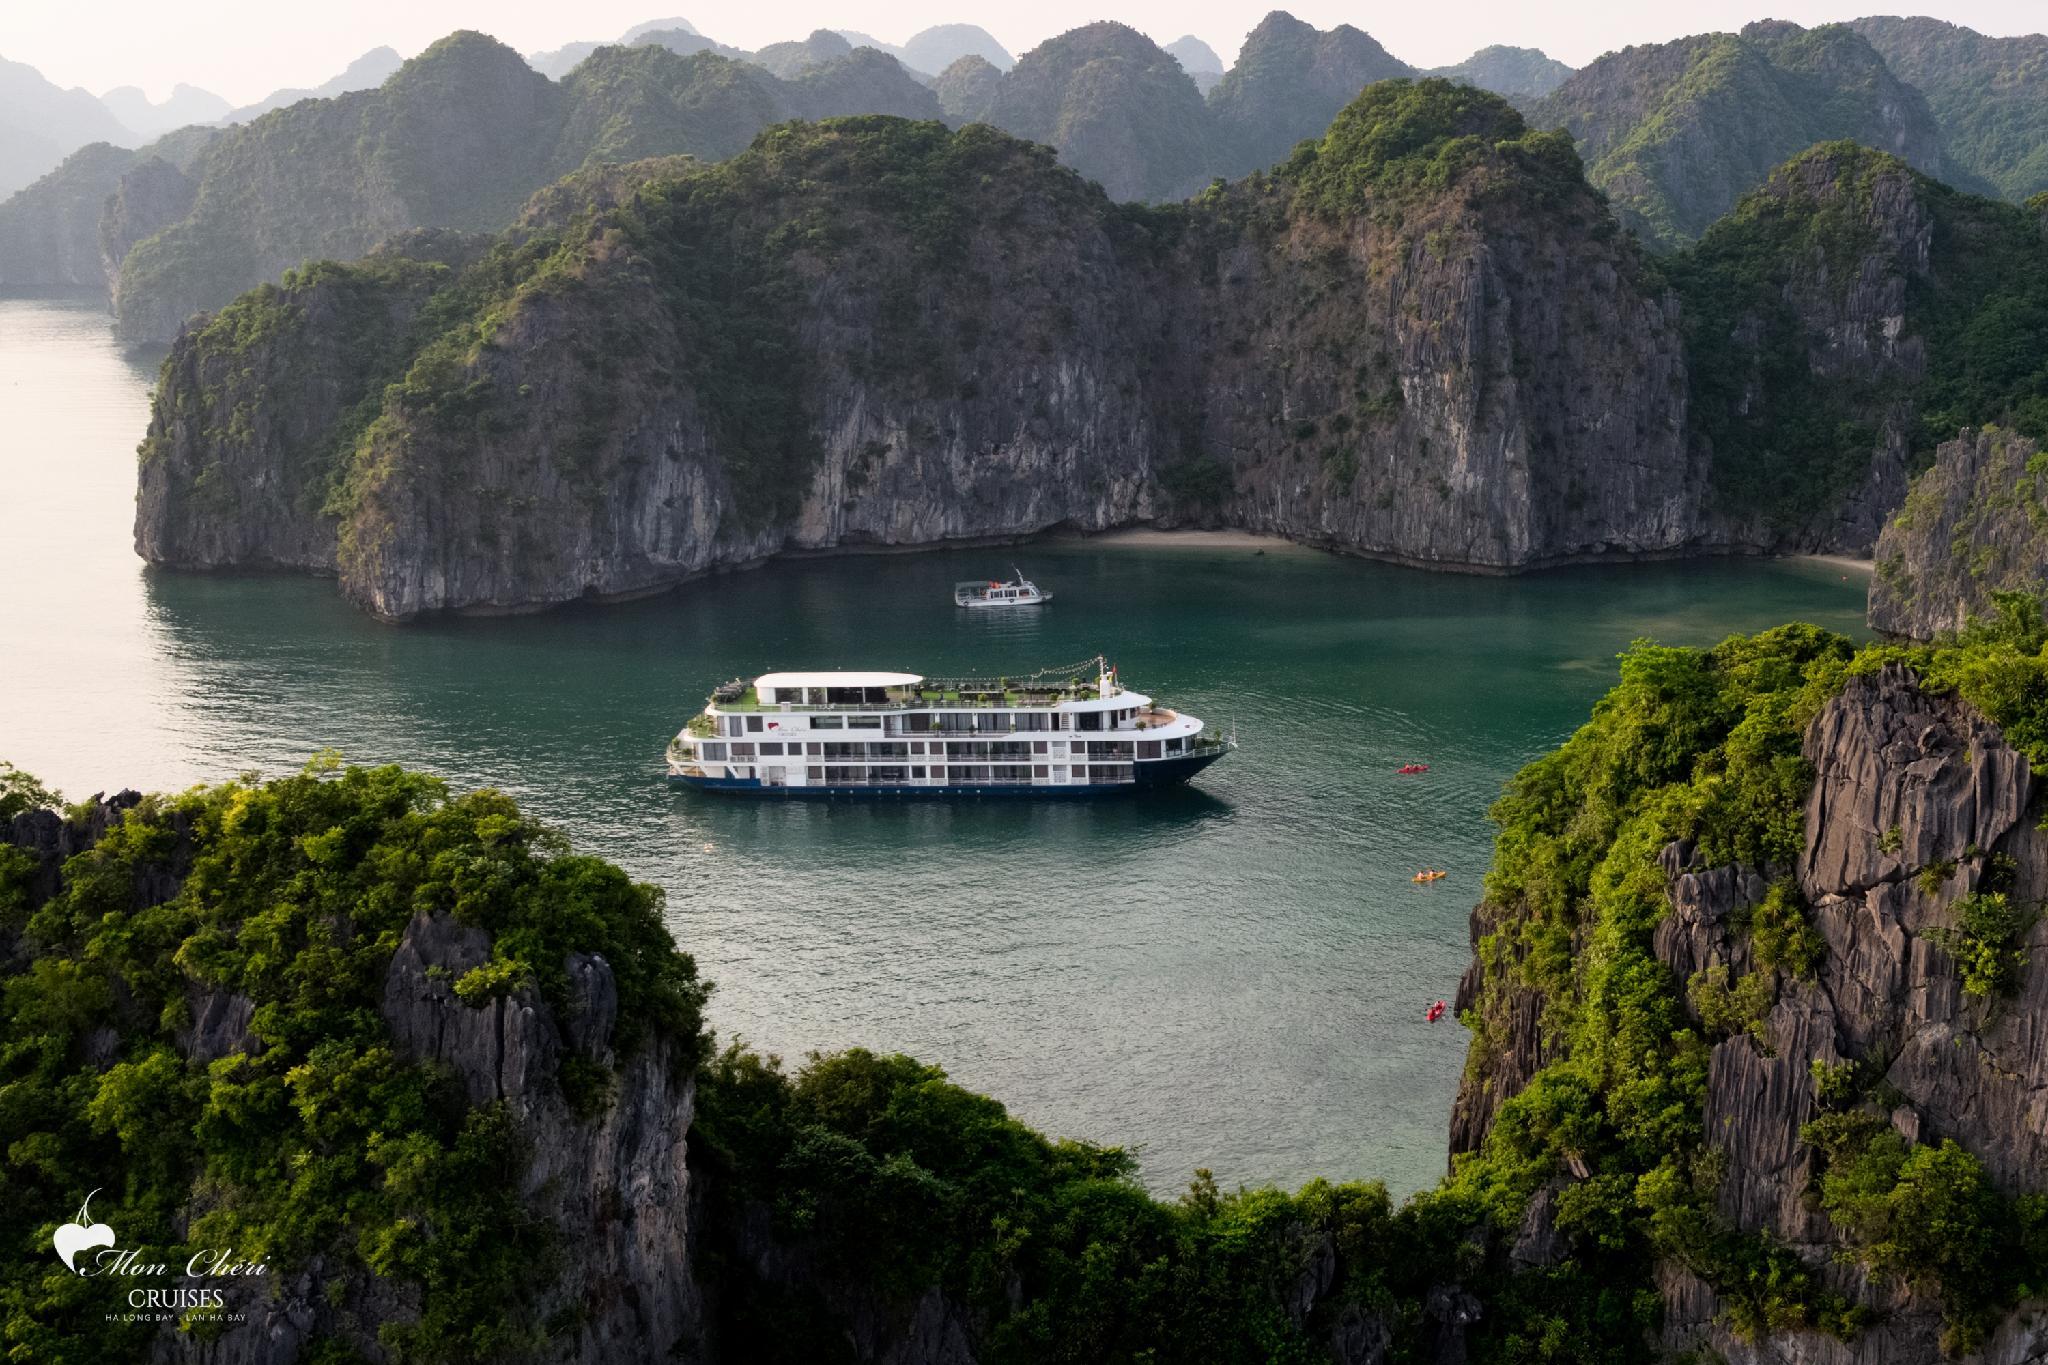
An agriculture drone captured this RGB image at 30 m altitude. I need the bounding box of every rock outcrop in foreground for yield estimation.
[1457,655,2048,1361]
[1869,428,2048,639]
[2,783,704,1363]
[1658,667,2044,1362]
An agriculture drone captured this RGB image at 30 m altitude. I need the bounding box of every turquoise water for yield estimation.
[0,294,1871,1195]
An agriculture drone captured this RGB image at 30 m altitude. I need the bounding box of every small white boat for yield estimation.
[954,568,1051,609]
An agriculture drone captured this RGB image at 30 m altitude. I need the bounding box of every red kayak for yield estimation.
[1397,763,1429,775]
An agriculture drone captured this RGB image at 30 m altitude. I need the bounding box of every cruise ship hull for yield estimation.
[668,749,1224,798]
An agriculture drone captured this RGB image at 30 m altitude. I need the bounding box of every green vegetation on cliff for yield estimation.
[1426,47,1575,102]
[1533,21,1947,250]
[1464,624,1863,1341]
[1670,142,2048,532]
[1853,17,2048,203]
[1283,78,1587,219]
[1456,601,2048,1353]
[0,759,706,1363]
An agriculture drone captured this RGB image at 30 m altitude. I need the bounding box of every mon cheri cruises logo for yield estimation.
[52,1190,114,1272]
[51,1188,268,1323]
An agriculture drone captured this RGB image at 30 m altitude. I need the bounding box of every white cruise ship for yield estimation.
[665,656,1229,797]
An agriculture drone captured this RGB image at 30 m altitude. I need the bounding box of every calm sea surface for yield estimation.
[0,294,1870,1195]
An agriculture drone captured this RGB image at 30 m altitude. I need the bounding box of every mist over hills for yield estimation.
[99,83,230,139]
[0,56,135,196]
[220,47,403,123]
[1165,35,1226,93]
[831,23,1015,75]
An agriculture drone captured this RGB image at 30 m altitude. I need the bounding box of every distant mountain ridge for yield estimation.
[0,56,135,196]
[831,24,1015,76]
[222,47,402,123]
[14,7,2048,351]
[532,20,1011,81]
[106,32,945,343]
[1208,12,1414,177]
[1853,16,2048,201]
[1533,20,1952,247]
[980,21,1217,201]
[1164,35,1225,94]
[100,83,229,139]
[1426,45,1573,100]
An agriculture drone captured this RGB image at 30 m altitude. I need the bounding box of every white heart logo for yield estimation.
[53,1189,115,1274]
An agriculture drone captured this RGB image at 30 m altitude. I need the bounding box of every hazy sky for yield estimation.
[8,1,2043,105]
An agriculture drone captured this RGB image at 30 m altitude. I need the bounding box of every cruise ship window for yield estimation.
[760,742,784,756]
[848,715,880,729]
[746,715,764,733]
[1033,740,1048,754]
[911,765,926,778]
[807,766,822,779]
[813,715,843,729]
[702,743,727,760]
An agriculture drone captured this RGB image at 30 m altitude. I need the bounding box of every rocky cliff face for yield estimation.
[98,157,199,291]
[3,796,707,1365]
[135,252,455,574]
[1198,144,1696,567]
[0,143,137,290]
[1685,146,1930,553]
[1454,663,2048,1361]
[378,911,704,1363]
[1673,139,2048,554]
[1868,429,2048,640]
[137,93,1703,619]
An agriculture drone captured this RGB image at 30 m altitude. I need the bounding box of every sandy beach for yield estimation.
[1057,526,1310,552]
[1796,553,1876,575]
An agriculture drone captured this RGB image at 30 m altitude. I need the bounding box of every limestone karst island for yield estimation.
[6,3,2048,1362]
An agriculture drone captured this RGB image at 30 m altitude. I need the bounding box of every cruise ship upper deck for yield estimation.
[711,659,1145,714]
